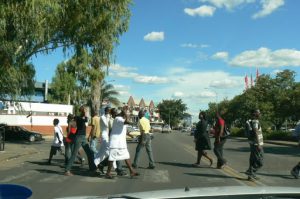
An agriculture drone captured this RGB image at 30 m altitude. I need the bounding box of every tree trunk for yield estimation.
[91,78,101,115]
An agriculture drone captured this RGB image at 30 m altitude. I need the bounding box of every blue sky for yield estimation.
[31,0,300,118]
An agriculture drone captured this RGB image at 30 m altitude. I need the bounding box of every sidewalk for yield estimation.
[0,136,52,163]
[0,142,40,163]
[231,136,299,147]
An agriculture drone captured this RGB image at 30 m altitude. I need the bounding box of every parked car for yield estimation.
[0,124,44,142]
[126,126,154,142]
[151,124,162,132]
[126,126,141,142]
[162,125,171,133]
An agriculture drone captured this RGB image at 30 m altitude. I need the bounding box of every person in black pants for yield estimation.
[65,106,96,176]
[291,162,300,179]
[213,110,227,169]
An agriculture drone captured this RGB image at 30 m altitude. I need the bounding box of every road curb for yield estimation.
[229,137,299,147]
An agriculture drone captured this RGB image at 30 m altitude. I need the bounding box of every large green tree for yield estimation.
[157,99,187,128]
[0,0,132,112]
[206,70,299,131]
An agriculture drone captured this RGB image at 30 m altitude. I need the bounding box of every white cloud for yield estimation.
[210,79,240,88]
[134,76,169,84]
[114,84,130,90]
[212,51,229,61]
[110,63,169,84]
[272,69,283,75]
[181,43,198,48]
[200,0,255,10]
[252,0,284,19]
[230,47,300,67]
[181,43,210,48]
[156,71,244,99]
[153,70,244,117]
[143,32,164,42]
[184,5,216,17]
[172,91,184,98]
[168,67,191,75]
[110,64,137,72]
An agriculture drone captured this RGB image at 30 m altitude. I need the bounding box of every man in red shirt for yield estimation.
[213,110,227,169]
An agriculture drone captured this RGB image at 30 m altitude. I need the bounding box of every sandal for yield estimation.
[105,174,114,179]
[130,172,140,178]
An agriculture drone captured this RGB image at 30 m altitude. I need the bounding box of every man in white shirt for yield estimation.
[48,118,64,164]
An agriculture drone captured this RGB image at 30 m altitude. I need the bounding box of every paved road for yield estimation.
[0,131,299,198]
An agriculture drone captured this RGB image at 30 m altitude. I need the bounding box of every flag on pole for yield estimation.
[256,68,259,79]
[245,75,249,90]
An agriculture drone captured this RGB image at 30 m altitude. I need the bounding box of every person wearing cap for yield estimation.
[132,110,155,169]
[245,109,264,181]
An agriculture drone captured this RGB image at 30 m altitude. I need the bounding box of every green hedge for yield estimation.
[229,127,298,141]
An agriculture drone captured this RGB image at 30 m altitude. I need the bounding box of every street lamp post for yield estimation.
[169,109,171,127]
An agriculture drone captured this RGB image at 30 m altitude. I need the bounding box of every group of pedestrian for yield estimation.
[193,108,300,180]
[193,110,228,169]
[192,108,265,181]
[48,105,299,181]
[48,105,155,179]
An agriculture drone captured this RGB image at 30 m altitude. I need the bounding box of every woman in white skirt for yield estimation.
[105,110,139,179]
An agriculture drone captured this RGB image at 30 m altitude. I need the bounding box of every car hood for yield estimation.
[55,186,300,199]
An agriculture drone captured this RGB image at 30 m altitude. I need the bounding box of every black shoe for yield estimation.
[291,169,299,179]
[117,171,128,176]
[98,164,105,174]
[248,175,259,181]
[132,164,137,169]
[147,165,155,169]
[245,170,251,176]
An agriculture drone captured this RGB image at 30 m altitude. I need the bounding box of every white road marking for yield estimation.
[39,174,70,183]
[80,176,116,183]
[143,170,170,183]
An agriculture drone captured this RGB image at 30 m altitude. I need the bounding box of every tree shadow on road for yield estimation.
[35,169,61,175]
[26,159,65,166]
[158,161,210,168]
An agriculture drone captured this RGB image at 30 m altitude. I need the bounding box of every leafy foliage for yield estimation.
[157,99,187,128]
[101,82,120,107]
[0,0,132,110]
[207,70,299,131]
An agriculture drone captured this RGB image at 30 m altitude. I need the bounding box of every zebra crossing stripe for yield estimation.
[143,170,170,183]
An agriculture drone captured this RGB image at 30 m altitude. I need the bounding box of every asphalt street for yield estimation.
[0,131,300,199]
